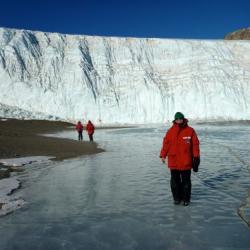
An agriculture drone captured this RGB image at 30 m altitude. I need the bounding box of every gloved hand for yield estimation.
[160,157,165,164]
[193,157,200,172]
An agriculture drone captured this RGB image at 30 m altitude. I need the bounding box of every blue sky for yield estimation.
[1,0,250,39]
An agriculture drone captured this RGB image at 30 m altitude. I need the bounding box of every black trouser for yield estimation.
[88,133,93,142]
[170,170,191,202]
[78,131,83,141]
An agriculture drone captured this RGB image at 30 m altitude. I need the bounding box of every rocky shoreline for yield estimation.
[0,119,104,160]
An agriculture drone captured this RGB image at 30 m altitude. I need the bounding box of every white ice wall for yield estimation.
[0,27,250,123]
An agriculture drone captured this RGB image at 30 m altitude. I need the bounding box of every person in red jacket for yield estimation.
[75,121,84,141]
[86,120,95,142]
[160,112,200,206]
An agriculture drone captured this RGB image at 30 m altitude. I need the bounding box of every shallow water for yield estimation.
[0,124,249,250]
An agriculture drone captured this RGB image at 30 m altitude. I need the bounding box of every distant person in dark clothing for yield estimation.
[86,120,95,142]
[75,121,83,141]
[160,112,200,206]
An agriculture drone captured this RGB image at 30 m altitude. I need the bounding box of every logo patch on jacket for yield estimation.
[183,136,191,144]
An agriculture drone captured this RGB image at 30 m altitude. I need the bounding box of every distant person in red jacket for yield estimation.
[160,112,200,206]
[86,120,95,142]
[75,121,84,141]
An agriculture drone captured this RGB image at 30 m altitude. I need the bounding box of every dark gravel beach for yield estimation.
[0,119,104,160]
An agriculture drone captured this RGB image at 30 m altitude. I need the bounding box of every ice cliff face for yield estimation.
[0,27,250,124]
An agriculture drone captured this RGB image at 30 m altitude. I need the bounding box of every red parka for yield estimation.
[86,121,95,135]
[160,119,200,170]
[75,122,83,132]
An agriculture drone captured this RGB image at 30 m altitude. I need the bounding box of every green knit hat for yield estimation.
[174,112,185,120]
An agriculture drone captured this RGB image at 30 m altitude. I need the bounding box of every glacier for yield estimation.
[0,27,250,124]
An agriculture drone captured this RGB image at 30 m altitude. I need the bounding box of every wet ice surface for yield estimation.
[0,124,250,250]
